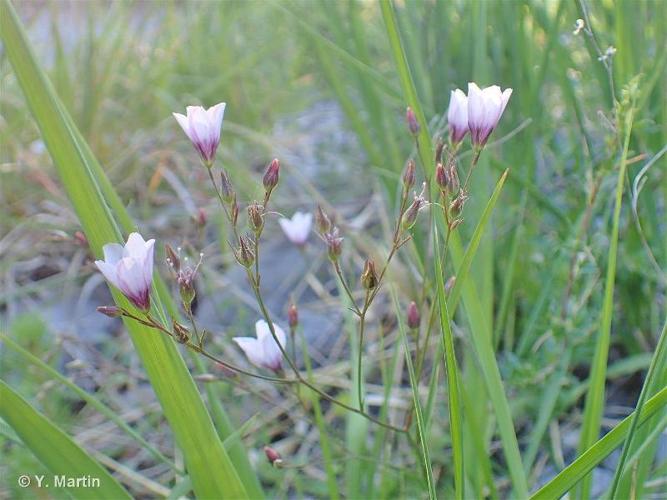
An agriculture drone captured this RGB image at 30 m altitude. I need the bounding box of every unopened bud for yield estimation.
[247,202,264,234]
[263,158,280,193]
[195,208,207,227]
[449,193,466,217]
[236,235,255,268]
[230,196,239,226]
[407,301,420,329]
[435,138,445,163]
[403,160,416,191]
[447,164,459,192]
[165,244,181,273]
[264,446,283,467]
[361,259,378,290]
[73,231,88,247]
[315,205,332,234]
[449,218,464,231]
[402,186,427,232]
[97,305,122,318]
[406,106,420,136]
[172,320,190,344]
[220,169,235,204]
[288,303,299,329]
[325,228,343,262]
[445,276,456,293]
[435,163,449,191]
[178,270,196,313]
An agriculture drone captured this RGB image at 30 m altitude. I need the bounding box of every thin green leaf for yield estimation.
[530,386,667,500]
[576,106,635,500]
[609,317,667,497]
[433,227,464,500]
[0,380,131,500]
[391,287,436,500]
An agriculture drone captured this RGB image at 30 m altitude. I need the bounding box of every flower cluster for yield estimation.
[447,83,512,148]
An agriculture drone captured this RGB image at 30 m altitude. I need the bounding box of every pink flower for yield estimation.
[95,233,155,311]
[279,211,313,246]
[173,103,226,165]
[467,83,512,147]
[447,89,469,144]
[233,320,287,372]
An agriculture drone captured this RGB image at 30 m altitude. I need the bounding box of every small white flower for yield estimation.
[467,82,512,147]
[279,211,313,246]
[173,102,226,165]
[447,89,469,144]
[233,320,287,372]
[95,233,155,311]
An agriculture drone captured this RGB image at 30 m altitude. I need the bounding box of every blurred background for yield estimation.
[1,0,665,498]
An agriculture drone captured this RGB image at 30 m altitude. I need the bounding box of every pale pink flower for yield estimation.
[447,89,469,144]
[173,102,226,164]
[467,83,512,147]
[279,212,313,246]
[95,233,155,311]
[233,320,287,372]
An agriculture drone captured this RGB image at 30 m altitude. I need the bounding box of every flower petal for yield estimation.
[233,337,266,369]
[102,243,124,265]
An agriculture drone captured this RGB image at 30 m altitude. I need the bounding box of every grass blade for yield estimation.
[609,317,667,497]
[391,287,436,500]
[576,106,635,499]
[0,380,131,499]
[448,169,509,314]
[433,227,464,500]
[530,386,667,500]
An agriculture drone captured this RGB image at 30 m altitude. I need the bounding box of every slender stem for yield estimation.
[333,261,361,316]
[462,149,481,194]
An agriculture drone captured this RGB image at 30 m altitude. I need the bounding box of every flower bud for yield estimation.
[263,158,280,193]
[449,193,467,217]
[165,244,181,273]
[407,301,420,329]
[195,208,207,227]
[73,231,88,247]
[220,169,235,203]
[172,319,190,344]
[449,218,464,231]
[247,202,264,234]
[447,164,460,193]
[230,196,239,226]
[401,184,427,232]
[178,268,197,313]
[403,159,416,191]
[315,205,332,234]
[236,235,255,268]
[264,446,283,467]
[325,227,343,262]
[435,138,445,163]
[406,106,420,136]
[97,305,122,318]
[288,303,299,329]
[435,163,450,192]
[361,259,378,290]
